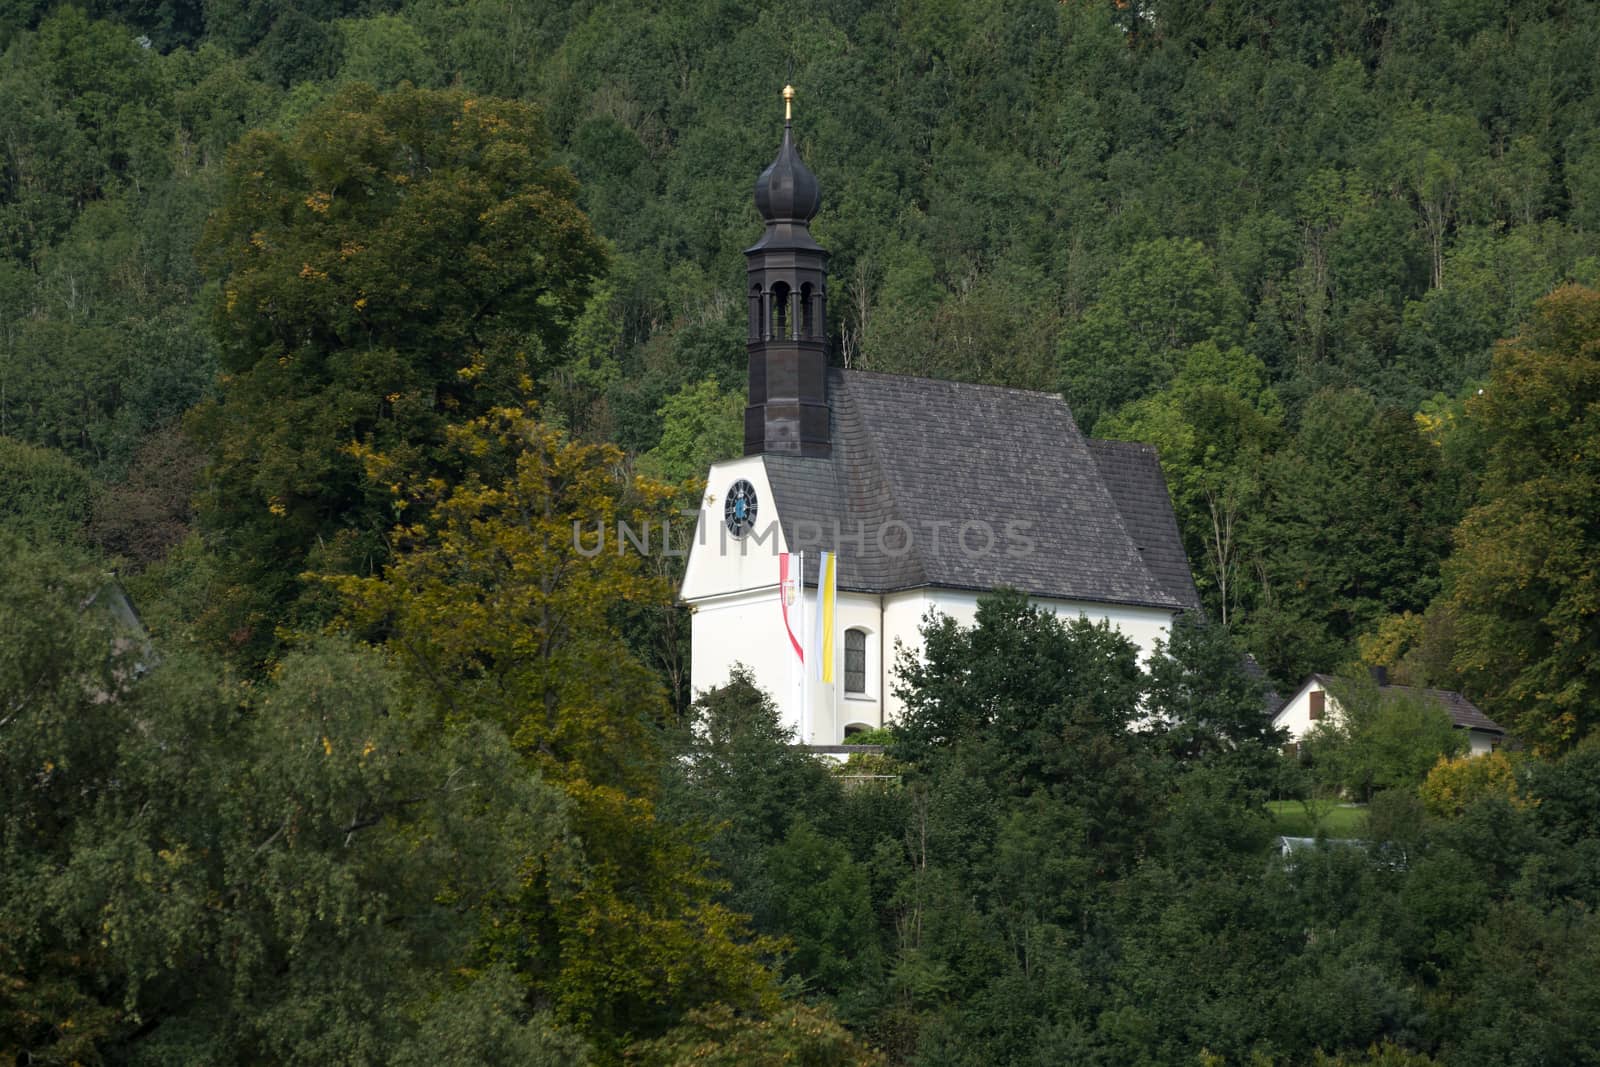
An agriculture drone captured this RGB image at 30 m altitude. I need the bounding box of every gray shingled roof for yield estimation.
[762,369,1190,610]
[1398,686,1507,734]
[1240,654,1283,714]
[1087,439,1202,611]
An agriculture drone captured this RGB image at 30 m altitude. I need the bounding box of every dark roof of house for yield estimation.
[762,369,1192,610]
[1240,653,1283,714]
[1287,674,1507,735]
[1396,686,1507,734]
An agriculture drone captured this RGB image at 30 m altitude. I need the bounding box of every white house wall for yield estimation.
[690,587,797,724]
[1273,680,1503,757]
[1273,681,1327,744]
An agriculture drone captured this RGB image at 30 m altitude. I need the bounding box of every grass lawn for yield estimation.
[1267,800,1368,839]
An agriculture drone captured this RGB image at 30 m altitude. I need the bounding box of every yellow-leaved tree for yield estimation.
[326,405,875,1063]
[1418,752,1527,819]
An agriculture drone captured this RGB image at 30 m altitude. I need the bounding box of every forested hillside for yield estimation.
[5,0,1600,686]
[5,0,1600,1063]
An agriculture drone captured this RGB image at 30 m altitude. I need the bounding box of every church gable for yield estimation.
[680,455,790,603]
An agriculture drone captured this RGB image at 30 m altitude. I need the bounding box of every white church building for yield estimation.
[680,90,1201,743]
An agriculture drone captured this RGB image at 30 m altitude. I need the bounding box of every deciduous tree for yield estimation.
[1446,285,1600,752]
[190,82,605,663]
[0,535,584,1065]
[327,406,803,1058]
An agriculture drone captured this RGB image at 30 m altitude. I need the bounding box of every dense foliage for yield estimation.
[5,0,1600,1060]
[666,597,1600,1065]
[6,0,1600,699]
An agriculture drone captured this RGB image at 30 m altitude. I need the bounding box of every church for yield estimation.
[680,89,1200,744]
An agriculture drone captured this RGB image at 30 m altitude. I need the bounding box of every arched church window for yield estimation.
[749,284,764,341]
[844,628,867,694]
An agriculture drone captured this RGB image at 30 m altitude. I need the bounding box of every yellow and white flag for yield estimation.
[812,551,837,684]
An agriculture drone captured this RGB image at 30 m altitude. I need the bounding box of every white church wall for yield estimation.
[690,586,795,717]
[689,582,885,744]
[878,588,1177,723]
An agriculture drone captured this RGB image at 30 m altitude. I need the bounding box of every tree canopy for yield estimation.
[5,0,1600,1060]
[189,82,605,661]
[1445,285,1600,753]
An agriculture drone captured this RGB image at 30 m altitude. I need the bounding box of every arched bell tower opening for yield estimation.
[744,85,830,458]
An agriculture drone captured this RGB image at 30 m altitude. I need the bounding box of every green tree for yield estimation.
[894,591,1148,796]
[0,535,587,1064]
[663,671,881,1001]
[327,406,818,1058]
[1145,614,1284,786]
[626,1001,883,1067]
[862,261,1061,393]
[1098,341,1283,625]
[891,590,1158,924]
[1446,285,1600,752]
[636,375,741,484]
[336,14,441,89]
[1303,675,1467,801]
[189,82,605,662]
[0,434,94,544]
[628,375,742,712]
[1059,238,1246,432]
[1374,108,1488,291]
[1250,389,1456,686]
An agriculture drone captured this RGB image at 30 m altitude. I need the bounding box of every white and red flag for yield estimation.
[779,552,808,740]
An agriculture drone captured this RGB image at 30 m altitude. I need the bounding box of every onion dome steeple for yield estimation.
[743,86,830,458]
[754,86,821,225]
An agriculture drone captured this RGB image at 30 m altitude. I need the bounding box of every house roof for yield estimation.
[1390,685,1507,735]
[1240,653,1283,714]
[1278,674,1507,735]
[762,369,1191,610]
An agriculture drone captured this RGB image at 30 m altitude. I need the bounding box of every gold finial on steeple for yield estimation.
[783,84,795,121]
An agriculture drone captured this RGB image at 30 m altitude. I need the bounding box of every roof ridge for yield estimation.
[1088,436,1158,454]
[838,367,1068,402]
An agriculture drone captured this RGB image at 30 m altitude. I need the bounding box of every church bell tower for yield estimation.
[744,85,830,457]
